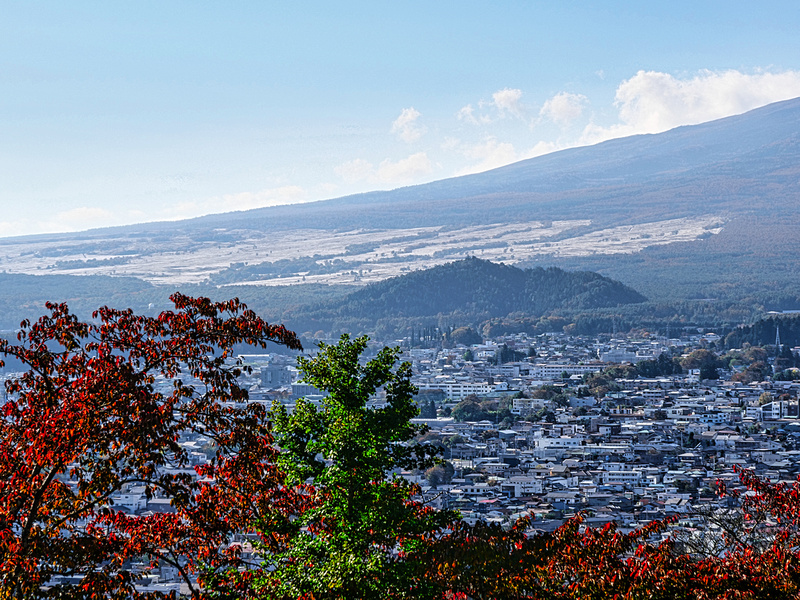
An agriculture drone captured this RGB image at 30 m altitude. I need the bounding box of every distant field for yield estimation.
[0,215,724,288]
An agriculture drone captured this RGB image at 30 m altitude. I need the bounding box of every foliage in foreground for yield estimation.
[4,299,800,598]
[421,505,800,599]
[211,335,458,599]
[0,294,303,598]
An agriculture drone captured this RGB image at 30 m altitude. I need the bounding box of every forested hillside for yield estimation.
[724,313,800,348]
[0,261,787,341]
[0,273,159,328]
[0,272,354,332]
[283,258,646,334]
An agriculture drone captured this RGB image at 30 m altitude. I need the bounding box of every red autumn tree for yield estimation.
[0,294,302,599]
[417,467,800,599]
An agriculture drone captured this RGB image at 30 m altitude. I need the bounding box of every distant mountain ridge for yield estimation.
[10,96,800,241]
[179,96,800,232]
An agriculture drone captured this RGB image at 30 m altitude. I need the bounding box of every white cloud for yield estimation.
[522,140,559,159]
[455,137,519,175]
[219,186,305,212]
[539,92,588,126]
[335,158,374,183]
[161,186,308,222]
[22,206,118,236]
[377,152,433,183]
[0,220,25,238]
[582,69,800,144]
[491,88,525,118]
[56,206,114,228]
[459,88,528,124]
[167,201,204,221]
[391,107,426,143]
[449,137,567,176]
[335,152,434,185]
[457,104,478,124]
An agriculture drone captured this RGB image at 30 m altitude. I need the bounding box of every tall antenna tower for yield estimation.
[774,325,783,374]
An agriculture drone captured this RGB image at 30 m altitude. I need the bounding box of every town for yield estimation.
[9,324,798,595]
[257,326,800,540]
[384,329,797,534]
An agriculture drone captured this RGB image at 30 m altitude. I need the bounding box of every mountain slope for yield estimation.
[11,96,800,241]
[1,97,800,321]
[186,96,800,231]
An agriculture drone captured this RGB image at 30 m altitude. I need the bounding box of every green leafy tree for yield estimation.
[425,462,455,488]
[451,395,488,421]
[532,384,570,407]
[257,335,457,599]
[584,370,624,399]
[775,368,800,381]
[699,363,719,380]
[682,349,723,380]
[636,353,682,377]
[776,344,800,371]
[442,434,466,448]
[498,344,526,364]
[451,395,514,423]
[448,326,482,347]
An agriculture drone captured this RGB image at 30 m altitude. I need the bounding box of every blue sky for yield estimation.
[2,1,800,236]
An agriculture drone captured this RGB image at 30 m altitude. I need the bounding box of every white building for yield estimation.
[530,363,606,379]
[417,381,493,399]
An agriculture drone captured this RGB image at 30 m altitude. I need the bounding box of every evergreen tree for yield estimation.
[420,398,438,419]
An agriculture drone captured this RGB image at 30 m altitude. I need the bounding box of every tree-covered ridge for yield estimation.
[305,258,646,323]
[724,313,800,349]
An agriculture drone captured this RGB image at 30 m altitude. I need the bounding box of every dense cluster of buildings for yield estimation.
[10,329,798,593]
[397,331,800,546]
[235,331,800,545]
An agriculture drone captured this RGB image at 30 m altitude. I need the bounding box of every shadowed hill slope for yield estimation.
[290,258,646,327]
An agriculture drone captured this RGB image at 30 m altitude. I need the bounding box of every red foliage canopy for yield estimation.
[0,294,302,599]
[417,467,800,600]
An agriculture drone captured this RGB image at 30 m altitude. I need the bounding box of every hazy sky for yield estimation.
[3,1,800,237]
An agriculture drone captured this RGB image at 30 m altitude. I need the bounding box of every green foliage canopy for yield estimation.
[260,335,457,599]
